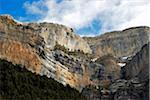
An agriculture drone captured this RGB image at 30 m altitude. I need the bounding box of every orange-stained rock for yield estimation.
[0,40,42,73]
[0,14,149,93]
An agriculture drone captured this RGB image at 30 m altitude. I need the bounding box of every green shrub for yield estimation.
[54,42,92,59]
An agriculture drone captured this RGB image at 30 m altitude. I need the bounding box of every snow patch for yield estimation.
[91,57,98,62]
[118,63,126,67]
[122,56,128,60]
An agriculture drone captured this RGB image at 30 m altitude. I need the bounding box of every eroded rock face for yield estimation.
[0,40,42,73]
[0,15,43,73]
[0,15,91,53]
[84,26,150,58]
[95,55,120,81]
[109,78,149,100]
[27,22,92,53]
[0,15,91,90]
[121,43,149,79]
[0,15,149,98]
[82,43,149,100]
[40,50,92,90]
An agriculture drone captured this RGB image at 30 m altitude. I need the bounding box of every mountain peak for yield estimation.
[0,14,149,100]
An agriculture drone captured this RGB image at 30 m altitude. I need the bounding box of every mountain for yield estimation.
[109,42,149,100]
[0,15,91,53]
[82,28,149,100]
[0,15,92,90]
[0,15,149,100]
[82,43,149,100]
[83,26,149,58]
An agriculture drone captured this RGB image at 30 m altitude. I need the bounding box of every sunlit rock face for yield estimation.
[0,15,91,90]
[0,15,44,73]
[0,15,149,98]
[27,22,92,53]
[84,26,150,58]
[0,40,42,73]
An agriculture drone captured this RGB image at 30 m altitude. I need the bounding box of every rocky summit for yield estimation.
[0,15,149,100]
[0,15,92,90]
[83,26,149,58]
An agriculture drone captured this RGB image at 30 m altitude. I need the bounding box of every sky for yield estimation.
[0,0,150,36]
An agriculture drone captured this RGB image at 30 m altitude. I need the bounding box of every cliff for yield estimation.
[109,43,149,100]
[0,14,149,99]
[27,22,92,53]
[0,15,91,90]
[121,42,149,80]
[84,26,150,58]
[82,43,149,100]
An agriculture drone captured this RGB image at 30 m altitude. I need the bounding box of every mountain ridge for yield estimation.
[0,14,149,100]
[84,26,149,57]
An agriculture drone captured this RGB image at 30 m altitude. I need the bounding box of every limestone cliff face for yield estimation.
[95,55,120,81]
[0,15,91,90]
[109,43,149,100]
[0,40,42,73]
[0,14,149,95]
[121,43,149,80]
[84,26,150,58]
[27,22,92,53]
[0,15,43,73]
[0,15,91,53]
[82,43,149,100]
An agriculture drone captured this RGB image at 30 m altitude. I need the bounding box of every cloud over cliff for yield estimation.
[24,0,150,35]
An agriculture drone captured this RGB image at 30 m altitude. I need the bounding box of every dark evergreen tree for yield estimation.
[0,59,86,100]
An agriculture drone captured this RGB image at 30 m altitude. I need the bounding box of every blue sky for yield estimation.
[0,0,42,21]
[0,0,150,36]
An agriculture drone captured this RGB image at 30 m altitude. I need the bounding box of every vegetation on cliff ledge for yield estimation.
[0,59,86,100]
[54,42,92,59]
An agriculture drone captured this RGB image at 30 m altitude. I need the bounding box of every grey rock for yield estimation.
[84,26,150,58]
[121,43,149,79]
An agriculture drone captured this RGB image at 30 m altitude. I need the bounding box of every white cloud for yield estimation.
[99,0,150,33]
[24,0,47,15]
[24,0,150,35]
[42,0,106,29]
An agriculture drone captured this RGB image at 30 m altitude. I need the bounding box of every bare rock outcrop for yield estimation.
[84,26,150,58]
[0,15,149,98]
[0,15,91,90]
[27,22,92,53]
[82,43,149,100]
[121,43,149,80]
[109,78,149,100]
